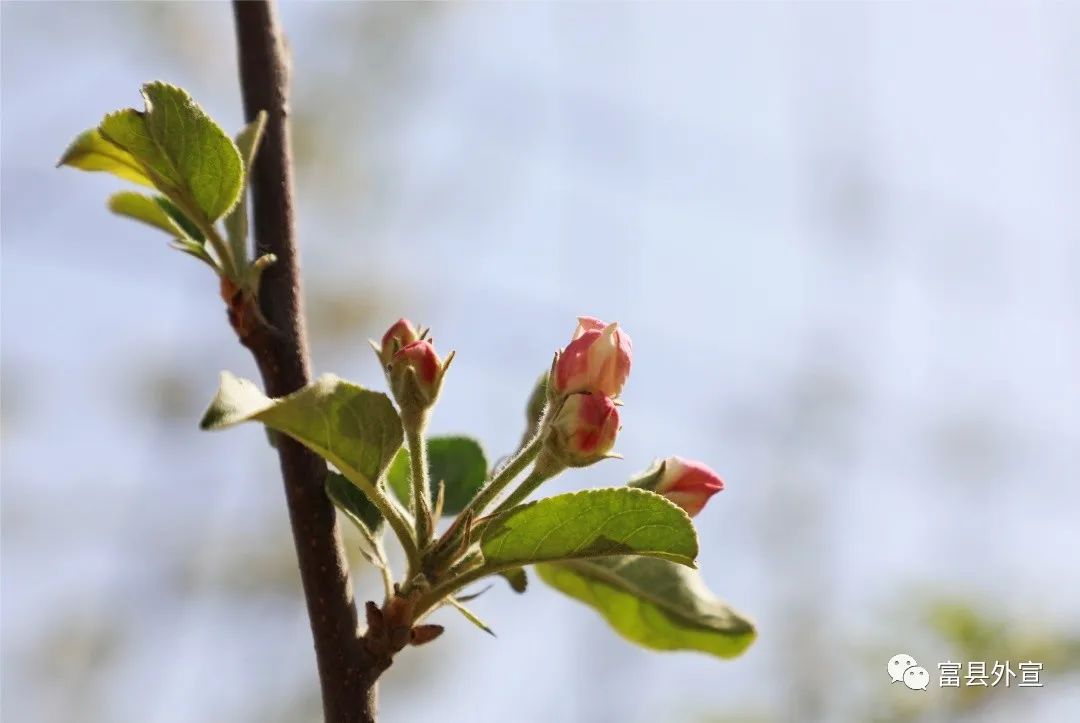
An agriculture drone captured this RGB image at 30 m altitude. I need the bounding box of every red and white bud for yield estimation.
[630,457,724,517]
[551,317,632,398]
[546,392,620,467]
[372,318,419,368]
[389,339,453,414]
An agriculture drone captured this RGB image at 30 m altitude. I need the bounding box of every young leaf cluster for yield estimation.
[59,82,274,314]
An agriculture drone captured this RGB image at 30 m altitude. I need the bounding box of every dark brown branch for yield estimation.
[231,2,379,720]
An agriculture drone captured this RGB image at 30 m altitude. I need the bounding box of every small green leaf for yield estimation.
[99,82,244,222]
[200,372,403,512]
[480,488,698,569]
[58,129,155,187]
[142,82,243,221]
[326,470,383,535]
[224,111,267,267]
[499,568,528,593]
[387,436,487,516]
[536,557,756,659]
[108,191,183,236]
[446,596,496,636]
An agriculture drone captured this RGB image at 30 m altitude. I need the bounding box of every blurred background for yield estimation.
[3,2,1080,721]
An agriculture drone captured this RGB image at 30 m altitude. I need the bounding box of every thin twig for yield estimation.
[232,2,380,720]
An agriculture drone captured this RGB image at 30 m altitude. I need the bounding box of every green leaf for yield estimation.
[536,557,756,659]
[326,470,383,535]
[168,238,216,268]
[108,191,183,236]
[499,568,528,593]
[156,197,205,242]
[106,193,208,266]
[99,109,183,188]
[200,372,403,513]
[100,82,243,222]
[480,488,698,569]
[58,129,155,187]
[387,436,487,516]
[224,111,267,267]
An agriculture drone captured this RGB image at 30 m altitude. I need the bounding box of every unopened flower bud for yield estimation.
[551,317,632,398]
[390,341,449,414]
[629,457,724,517]
[389,339,453,415]
[546,392,620,467]
[372,318,419,368]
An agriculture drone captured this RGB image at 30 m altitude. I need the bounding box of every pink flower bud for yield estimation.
[547,392,620,467]
[374,318,419,367]
[394,340,440,385]
[390,339,452,412]
[631,457,724,517]
[552,317,632,398]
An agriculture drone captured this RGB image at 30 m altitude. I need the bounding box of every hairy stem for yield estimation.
[404,418,433,549]
[488,453,566,516]
[232,2,379,720]
[459,419,547,520]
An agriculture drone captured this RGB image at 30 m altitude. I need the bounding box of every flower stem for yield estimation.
[460,415,547,520]
[404,414,433,549]
[371,486,422,573]
[488,451,566,515]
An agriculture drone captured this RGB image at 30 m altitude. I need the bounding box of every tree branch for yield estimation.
[231,2,379,720]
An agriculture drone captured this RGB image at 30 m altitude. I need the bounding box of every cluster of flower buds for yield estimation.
[628,457,724,517]
[543,317,632,467]
[372,318,454,418]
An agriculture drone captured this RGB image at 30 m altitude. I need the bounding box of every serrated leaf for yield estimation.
[199,372,403,512]
[224,111,267,267]
[536,557,756,659]
[446,596,495,636]
[326,470,383,535]
[99,82,243,223]
[99,109,183,188]
[58,129,155,187]
[141,82,243,221]
[108,191,183,236]
[387,436,487,516]
[498,568,528,593]
[480,488,698,569]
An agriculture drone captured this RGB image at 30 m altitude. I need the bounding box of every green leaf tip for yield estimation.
[107,191,181,236]
[536,557,756,659]
[498,568,528,593]
[57,128,155,187]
